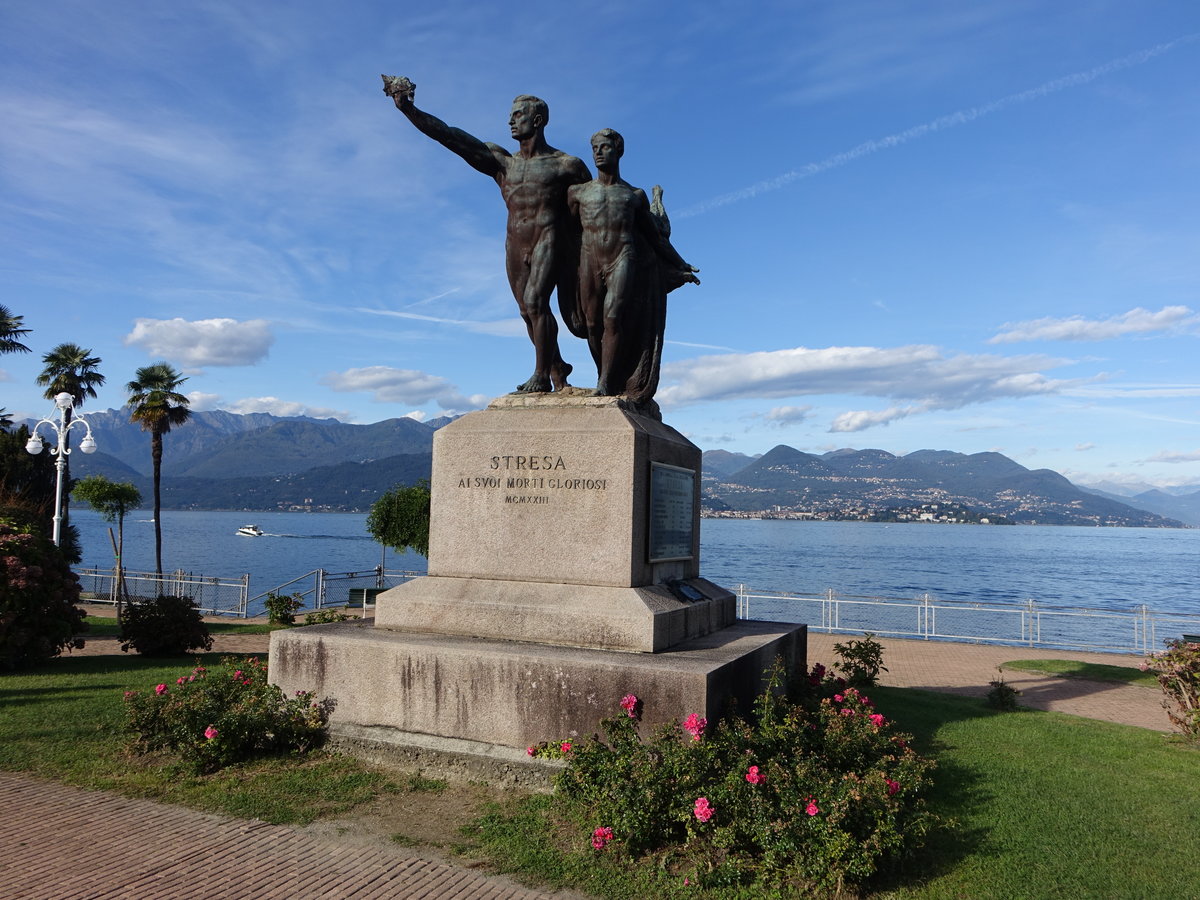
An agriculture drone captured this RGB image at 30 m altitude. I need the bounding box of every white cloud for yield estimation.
[322,366,487,412]
[762,405,813,425]
[1075,442,1096,452]
[989,305,1198,344]
[659,345,1069,411]
[186,391,222,411]
[401,410,429,422]
[1143,450,1200,464]
[124,318,274,368]
[1062,383,1200,399]
[225,396,349,420]
[830,405,924,432]
[0,369,12,383]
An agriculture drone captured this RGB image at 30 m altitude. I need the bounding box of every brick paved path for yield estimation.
[0,773,568,900]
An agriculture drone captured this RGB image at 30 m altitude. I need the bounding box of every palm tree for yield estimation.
[126,362,191,577]
[0,305,32,356]
[36,343,106,535]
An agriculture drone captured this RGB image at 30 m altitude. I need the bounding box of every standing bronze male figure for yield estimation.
[567,129,699,403]
[383,76,589,393]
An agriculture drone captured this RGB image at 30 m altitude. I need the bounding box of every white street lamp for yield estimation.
[25,391,98,546]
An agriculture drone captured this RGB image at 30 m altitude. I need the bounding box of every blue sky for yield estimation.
[2,0,1198,489]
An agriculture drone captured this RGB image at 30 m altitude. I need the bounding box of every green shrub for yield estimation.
[303,607,351,625]
[549,663,937,895]
[264,592,304,626]
[832,632,888,687]
[986,668,1022,711]
[123,655,332,773]
[0,519,87,669]
[1143,638,1200,740]
[119,594,212,656]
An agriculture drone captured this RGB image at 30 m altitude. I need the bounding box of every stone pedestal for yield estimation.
[269,396,805,761]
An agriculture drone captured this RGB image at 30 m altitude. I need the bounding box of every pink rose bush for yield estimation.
[123,656,330,773]
[551,656,937,895]
[591,825,614,850]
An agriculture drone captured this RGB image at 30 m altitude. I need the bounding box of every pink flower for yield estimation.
[234,670,243,679]
[155,683,168,696]
[560,741,572,753]
[886,778,901,796]
[619,693,639,717]
[833,693,844,703]
[840,707,854,717]
[526,746,536,757]
[204,726,219,740]
[123,691,134,700]
[591,825,614,850]
[682,713,707,741]
[805,799,819,816]
[188,675,195,683]
[869,713,885,727]
[693,797,714,823]
[176,677,186,685]
[745,765,764,785]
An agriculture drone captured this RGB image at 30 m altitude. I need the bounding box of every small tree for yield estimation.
[73,475,142,613]
[367,479,431,559]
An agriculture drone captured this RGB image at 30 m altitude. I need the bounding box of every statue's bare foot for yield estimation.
[593,379,612,397]
[516,374,552,393]
[551,362,573,391]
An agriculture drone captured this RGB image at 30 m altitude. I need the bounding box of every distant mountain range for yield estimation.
[27,408,1193,525]
[701,446,1192,527]
[34,407,435,512]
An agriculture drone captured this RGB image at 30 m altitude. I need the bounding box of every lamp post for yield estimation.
[25,391,98,546]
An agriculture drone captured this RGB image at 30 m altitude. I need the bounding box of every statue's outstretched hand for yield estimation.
[680,264,701,285]
[381,75,416,110]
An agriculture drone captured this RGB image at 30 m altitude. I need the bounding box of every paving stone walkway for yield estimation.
[20,607,1165,897]
[0,773,568,899]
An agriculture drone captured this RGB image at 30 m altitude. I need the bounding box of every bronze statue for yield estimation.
[566,129,699,402]
[383,76,589,393]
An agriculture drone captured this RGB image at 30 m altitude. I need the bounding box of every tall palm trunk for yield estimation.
[152,430,163,578]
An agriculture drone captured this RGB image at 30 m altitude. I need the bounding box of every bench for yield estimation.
[347,587,386,608]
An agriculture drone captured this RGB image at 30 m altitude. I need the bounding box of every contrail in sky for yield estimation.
[678,34,1198,218]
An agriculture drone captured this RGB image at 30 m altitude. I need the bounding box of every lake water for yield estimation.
[71,509,1198,618]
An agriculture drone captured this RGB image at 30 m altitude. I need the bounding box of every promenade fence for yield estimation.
[75,567,250,617]
[76,565,1198,653]
[76,566,422,618]
[736,585,1200,655]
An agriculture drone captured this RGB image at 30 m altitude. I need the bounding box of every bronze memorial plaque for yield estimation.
[648,462,694,562]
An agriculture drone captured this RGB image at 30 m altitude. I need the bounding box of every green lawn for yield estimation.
[0,653,393,824]
[1000,658,1159,688]
[83,615,280,637]
[2,654,1196,898]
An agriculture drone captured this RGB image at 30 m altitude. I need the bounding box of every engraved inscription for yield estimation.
[453,454,610,507]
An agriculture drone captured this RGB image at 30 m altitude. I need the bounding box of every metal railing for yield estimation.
[247,567,422,617]
[735,585,1200,655]
[75,567,250,617]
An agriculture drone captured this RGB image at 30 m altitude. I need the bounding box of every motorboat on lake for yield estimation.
[236,524,264,537]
